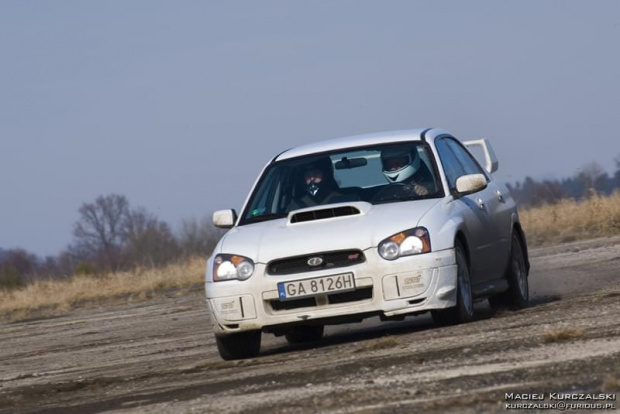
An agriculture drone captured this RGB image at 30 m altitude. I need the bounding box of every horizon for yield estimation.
[1,153,616,258]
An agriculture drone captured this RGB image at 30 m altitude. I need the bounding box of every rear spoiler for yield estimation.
[463,138,499,174]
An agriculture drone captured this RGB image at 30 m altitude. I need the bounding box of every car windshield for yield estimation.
[240,142,443,224]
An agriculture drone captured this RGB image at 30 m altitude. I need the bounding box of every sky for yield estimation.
[1,1,619,256]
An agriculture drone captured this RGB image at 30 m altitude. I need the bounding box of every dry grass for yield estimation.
[354,336,402,353]
[602,374,619,392]
[542,327,584,343]
[520,192,620,246]
[0,257,205,319]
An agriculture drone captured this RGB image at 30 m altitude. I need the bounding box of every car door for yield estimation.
[444,138,510,281]
[434,137,496,284]
[482,179,512,274]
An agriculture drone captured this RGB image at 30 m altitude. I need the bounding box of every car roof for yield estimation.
[275,128,448,161]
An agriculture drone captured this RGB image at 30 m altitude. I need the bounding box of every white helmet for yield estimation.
[381,147,421,183]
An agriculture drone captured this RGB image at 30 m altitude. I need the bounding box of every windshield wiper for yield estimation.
[373,193,440,204]
[372,195,421,205]
[243,213,287,224]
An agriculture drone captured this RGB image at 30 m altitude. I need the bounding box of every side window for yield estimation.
[435,138,466,189]
[445,139,486,177]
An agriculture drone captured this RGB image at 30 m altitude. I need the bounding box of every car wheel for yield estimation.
[285,325,324,344]
[431,241,474,326]
[215,330,261,360]
[489,233,529,310]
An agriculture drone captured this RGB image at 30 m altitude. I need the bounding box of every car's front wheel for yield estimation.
[215,330,261,360]
[285,325,324,344]
[489,233,529,310]
[431,241,474,326]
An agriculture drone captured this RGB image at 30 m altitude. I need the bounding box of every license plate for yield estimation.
[277,273,355,300]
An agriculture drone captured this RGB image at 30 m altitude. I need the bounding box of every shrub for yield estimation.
[0,266,24,291]
[73,262,95,277]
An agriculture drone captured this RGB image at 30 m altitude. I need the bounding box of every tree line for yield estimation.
[507,158,620,207]
[1,194,224,290]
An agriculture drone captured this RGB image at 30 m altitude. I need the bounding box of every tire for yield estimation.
[284,325,324,344]
[431,241,474,327]
[215,330,261,360]
[489,233,529,310]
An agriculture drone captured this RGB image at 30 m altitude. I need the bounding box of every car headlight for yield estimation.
[378,227,431,260]
[213,254,255,281]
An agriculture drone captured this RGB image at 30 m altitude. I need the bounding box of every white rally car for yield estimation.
[206,128,530,360]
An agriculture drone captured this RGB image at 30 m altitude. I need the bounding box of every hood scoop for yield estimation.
[290,205,360,224]
[287,201,373,225]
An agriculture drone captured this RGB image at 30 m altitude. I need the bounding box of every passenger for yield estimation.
[288,157,347,210]
[380,147,436,196]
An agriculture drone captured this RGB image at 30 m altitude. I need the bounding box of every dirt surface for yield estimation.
[1,236,620,414]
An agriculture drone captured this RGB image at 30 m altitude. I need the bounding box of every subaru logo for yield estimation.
[307,257,323,267]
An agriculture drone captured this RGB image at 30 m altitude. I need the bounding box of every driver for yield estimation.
[288,157,346,210]
[381,147,435,196]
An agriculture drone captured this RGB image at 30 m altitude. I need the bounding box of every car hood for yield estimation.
[219,199,442,263]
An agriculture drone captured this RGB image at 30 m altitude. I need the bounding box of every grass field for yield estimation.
[520,192,620,246]
[0,258,205,320]
[2,192,619,320]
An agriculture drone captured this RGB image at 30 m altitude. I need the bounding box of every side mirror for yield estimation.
[213,209,237,229]
[455,174,487,196]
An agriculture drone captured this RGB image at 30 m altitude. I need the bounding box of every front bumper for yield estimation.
[205,248,457,335]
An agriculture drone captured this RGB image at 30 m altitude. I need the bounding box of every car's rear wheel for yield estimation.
[431,241,474,326]
[215,330,261,360]
[489,233,529,310]
[285,325,324,344]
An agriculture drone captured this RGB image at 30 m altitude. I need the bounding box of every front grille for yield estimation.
[328,287,373,304]
[267,250,365,276]
[269,287,373,312]
[270,297,317,311]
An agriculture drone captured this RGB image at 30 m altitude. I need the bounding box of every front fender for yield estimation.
[510,215,530,275]
[417,197,472,252]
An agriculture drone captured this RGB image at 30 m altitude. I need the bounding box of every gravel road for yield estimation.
[1,237,619,414]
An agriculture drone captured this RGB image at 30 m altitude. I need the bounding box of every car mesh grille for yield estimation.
[269,287,373,312]
[270,297,317,311]
[267,250,365,276]
[327,287,373,304]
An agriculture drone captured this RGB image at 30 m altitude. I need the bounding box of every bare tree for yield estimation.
[177,217,223,258]
[123,207,179,267]
[577,162,605,194]
[0,249,38,289]
[614,155,620,189]
[73,194,129,270]
[57,248,82,277]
